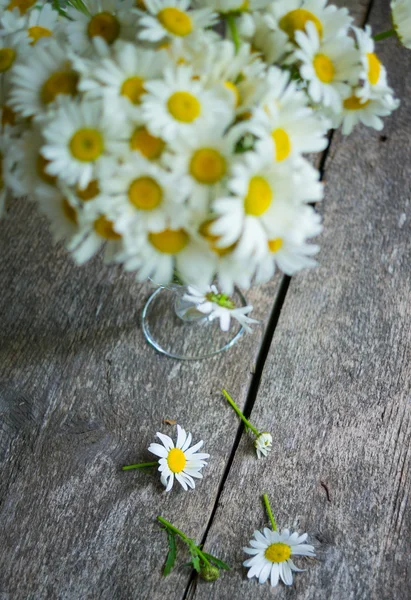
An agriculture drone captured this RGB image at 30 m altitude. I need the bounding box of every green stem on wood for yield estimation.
[373,29,396,41]
[222,389,260,436]
[263,493,277,531]
[122,461,158,471]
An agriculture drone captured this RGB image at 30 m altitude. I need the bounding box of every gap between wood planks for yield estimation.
[181,3,375,597]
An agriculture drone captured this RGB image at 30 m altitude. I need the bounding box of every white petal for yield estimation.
[156,432,174,450]
[148,443,168,458]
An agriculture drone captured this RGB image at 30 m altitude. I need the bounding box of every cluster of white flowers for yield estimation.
[0,0,402,296]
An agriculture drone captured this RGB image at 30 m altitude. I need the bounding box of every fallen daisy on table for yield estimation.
[182,285,259,333]
[222,389,272,458]
[157,515,230,581]
[244,494,316,587]
[122,424,209,492]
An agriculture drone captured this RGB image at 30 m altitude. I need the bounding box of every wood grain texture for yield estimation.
[0,201,280,600]
[192,2,411,600]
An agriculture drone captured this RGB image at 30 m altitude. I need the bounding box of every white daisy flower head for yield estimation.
[2,3,64,46]
[9,40,79,120]
[98,153,187,234]
[254,432,272,459]
[0,30,30,77]
[0,0,39,16]
[255,204,322,283]
[68,208,124,265]
[148,424,209,492]
[142,64,234,142]
[333,89,400,135]
[78,41,169,116]
[183,284,258,332]
[41,97,123,190]
[266,0,352,45]
[106,110,167,162]
[391,0,411,49]
[163,124,236,215]
[35,186,83,245]
[244,527,315,586]
[137,0,217,43]
[238,11,291,65]
[354,26,393,102]
[294,21,361,113]
[122,225,215,289]
[65,0,137,56]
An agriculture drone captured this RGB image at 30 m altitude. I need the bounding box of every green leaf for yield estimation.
[163,530,177,576]
[201,552,231,571]
[189,547,201,573]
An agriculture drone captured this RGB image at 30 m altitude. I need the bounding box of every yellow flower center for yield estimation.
[199,219,235,257]
[268,237,283,253]
[167,91,201,123]
[149,228,189,254]
[0,48,16,72]
[128,176,163,210]
[343,95,371,111]
[313,53,335,83]
[87,12,120,44]
[367,52,381,85]
[77,179,100,201]
[121,76,145,104]
[69,128,104,162]
[28,26,52,44]
[158,7,193,37]
[271,128,291,162]
[1,105,16,128]
[130,126,165,160]
[93,215,122,240]
[41,70,79,105]
[62,198,78,225]
[244,176,272,216]
[224,81,241,107]
[36,154,57,186]
[7,0,36,14]
[167,448,187,473]
[264,543,291,563]
[279,9,323,42]
[189,148,226,185]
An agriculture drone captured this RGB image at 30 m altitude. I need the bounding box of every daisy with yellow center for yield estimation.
[137,0,217,42]
[354,26,394,104]
[65,0,137,55]
[391,0,411,50]
[21,3,62,46]
[244,494,315,587]
[294,21,361,112]
[78,42,167,117]
[335,89,400,136]
[142,65,233,142]
[41,98,118,190]
[34,188,81,245]
[9,40,79,119]
[145,424,209,492]
[69,208,124,265]
[266,0,352,45]
[98,154,185,234]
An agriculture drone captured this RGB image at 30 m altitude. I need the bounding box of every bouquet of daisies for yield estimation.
[0,0,404,319]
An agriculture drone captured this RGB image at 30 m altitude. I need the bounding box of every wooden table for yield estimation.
[1,1,410,598]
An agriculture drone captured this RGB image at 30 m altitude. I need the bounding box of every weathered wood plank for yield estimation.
[0,202,280,600]
[192,2,411,600]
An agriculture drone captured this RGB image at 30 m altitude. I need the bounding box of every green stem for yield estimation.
[373,29,396,42]
[195,547,211,567]
[157,516,190,543]
[226,14,240,53]
[122,461,158,471]
[263,494,277,531]
[222,389,259,436]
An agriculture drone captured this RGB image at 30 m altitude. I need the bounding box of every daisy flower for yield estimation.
[68,209,124,265]
[98,153,187,234]
[163,125,235,215]
[354,26,393,102]
[0,31,29,77]
[137,0,217,43]
[254,204,322,283]
[238,11,291,65]
[78,41,168,115]
[391,0,411,49]
[333,90,399,135]
[148,424,209,492]
[266,0,352,44]
[142,64,233,142]
[121,225,216,289]
[41,97,122,190]
[244,527,315,586]
[65,0,137,55]
[254,433,272,459]
[253,69,329,162]
[183,285,258,332]
[106,109,167,162]
[0,0,39,16]
[294,21,361,113]
[9,40,79,119]
[35,186,83,245]
[2,3,63,45]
